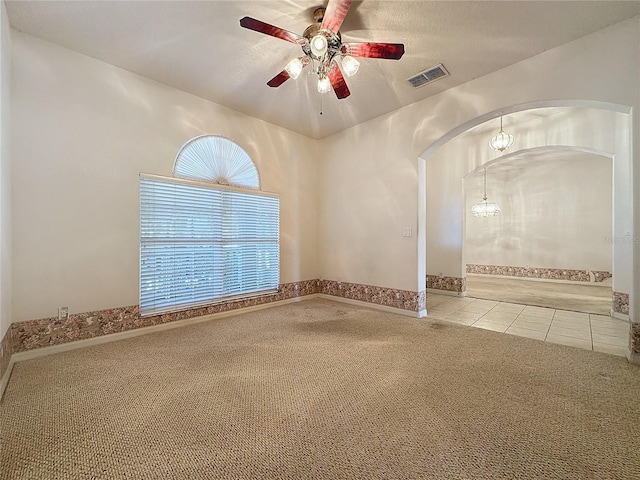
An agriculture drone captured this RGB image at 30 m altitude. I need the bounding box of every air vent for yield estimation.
[407,64,449,88]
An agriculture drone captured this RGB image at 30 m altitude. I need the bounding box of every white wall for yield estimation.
[318,17,638,308]
[11,32,319,322]
[464,153,613,272]
[0,1,10,340]
[9,16,640,327]
[427,107,625,281]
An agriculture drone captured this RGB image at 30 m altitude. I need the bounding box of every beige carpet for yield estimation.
[465,276,612,314]
[1,298,639,479]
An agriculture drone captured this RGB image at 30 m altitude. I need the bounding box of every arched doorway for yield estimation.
[417,102,633,358]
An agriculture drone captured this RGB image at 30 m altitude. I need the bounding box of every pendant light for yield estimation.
[471,168,501,217]
[489,116,514,152]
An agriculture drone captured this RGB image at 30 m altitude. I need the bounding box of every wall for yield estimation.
[318,18,638,312]
[464,152,613,273]
[11,32,319,323]
[0,1,11,345]
[425,105,630,295]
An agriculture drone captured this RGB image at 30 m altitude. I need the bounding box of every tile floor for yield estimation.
[426,293,629,357]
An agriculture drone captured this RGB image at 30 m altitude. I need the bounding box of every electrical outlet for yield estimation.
[58,306,69,320]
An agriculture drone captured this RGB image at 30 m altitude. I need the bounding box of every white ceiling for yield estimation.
[6,1,640,139]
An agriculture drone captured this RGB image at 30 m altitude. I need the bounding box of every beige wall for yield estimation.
[10,32,319,322]
[464,152,613,272]
[0,1,10,339]
[427,107,627,283]
[8,16,640,327]
[318,18,638,309]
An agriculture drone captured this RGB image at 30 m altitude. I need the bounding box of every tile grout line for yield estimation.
[544,308,557,341]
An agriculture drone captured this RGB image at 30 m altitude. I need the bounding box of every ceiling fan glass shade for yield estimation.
[341,55,360,77]
[471,197,501,217]
[317,75,332,94]
[310,33,328,57]
[285,57,304,79]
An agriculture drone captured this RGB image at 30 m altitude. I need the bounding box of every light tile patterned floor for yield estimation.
[426,293,629,357]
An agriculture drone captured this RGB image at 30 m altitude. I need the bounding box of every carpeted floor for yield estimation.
[1,298,639,479]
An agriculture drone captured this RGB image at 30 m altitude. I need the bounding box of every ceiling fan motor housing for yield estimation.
[302,24,342,61]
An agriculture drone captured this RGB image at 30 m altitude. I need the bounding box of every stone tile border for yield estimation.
[631,323,640,356]
[426,275,466,293]
[466,264,612,283]
[320,280,425,312]
[591,271,613,283]
[0,327,11,383]
[10,280,425,354]
[613,291,629,316]
[11,280,321,354]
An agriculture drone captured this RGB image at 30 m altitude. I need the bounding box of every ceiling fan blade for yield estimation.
[342,42,405,60]
[240,17,303,44]
[267,70,291,88]
[321,0,352,33]
[328,64,350,99]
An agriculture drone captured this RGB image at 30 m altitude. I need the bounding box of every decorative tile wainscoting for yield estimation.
[321,280,426,312]
[9,279,425,354]
[426,275,466,293]
[11,280,320,354]
[466,264,612,283]
[631,323,640,356]
[613,291,629,316]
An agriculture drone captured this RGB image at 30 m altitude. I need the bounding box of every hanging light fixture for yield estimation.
[471,167,501,217]
[489,116,514,152]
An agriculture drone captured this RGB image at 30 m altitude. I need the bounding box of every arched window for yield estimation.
[173,135,260,189]
[139,136,279,316]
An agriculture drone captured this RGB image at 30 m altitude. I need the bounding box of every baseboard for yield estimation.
[11,295,320,365]
[426,288,466,297]
[611,311,630,322]
[0,356,15,400]
[465,272,611,286]
[8,292,420,369]
[317,294,422,318]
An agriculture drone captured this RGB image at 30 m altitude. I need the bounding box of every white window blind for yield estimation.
[140,174,279,316]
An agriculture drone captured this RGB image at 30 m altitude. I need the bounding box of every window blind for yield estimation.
[140,175,279,316]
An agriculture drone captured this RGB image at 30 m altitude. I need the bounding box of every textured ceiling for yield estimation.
[6,1,640,139]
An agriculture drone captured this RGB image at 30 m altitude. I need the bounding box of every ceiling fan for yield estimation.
[239,0,405,99]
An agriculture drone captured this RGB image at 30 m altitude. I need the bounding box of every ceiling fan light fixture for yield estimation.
[317,75,331,94]
[285,57,304,79]
[310,33,328,58]
[341,55,360,77]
